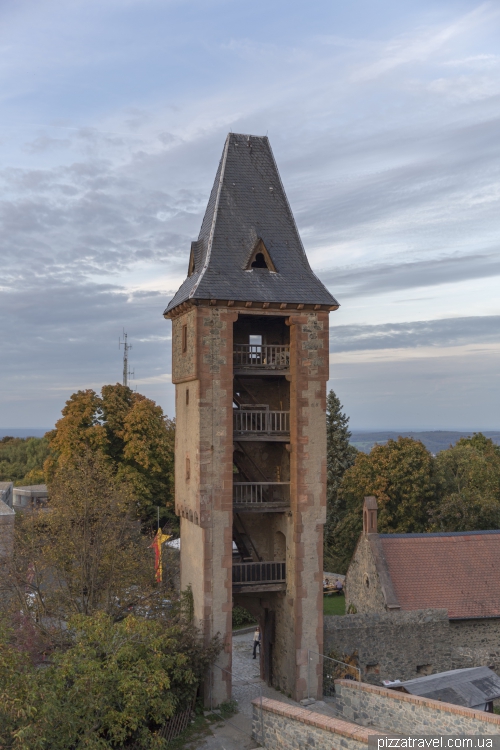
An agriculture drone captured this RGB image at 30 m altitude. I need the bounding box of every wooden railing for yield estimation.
[233,344,290,369]
[233,408,290,435]
[233,482,290,505]
[232,561,286,585]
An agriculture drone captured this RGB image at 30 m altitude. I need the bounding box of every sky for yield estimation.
[1,0,500,431]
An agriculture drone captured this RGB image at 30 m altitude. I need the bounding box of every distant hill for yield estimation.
[0,429,50,439]
[350,431,500,455]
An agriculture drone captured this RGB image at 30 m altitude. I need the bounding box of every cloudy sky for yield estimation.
[1,0,500,431]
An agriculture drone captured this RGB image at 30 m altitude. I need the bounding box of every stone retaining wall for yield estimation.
[334,680,500,735]
[252,697,383,750]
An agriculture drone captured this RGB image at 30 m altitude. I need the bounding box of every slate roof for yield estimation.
[396,667,500,709]
[379,530,500,619]
[164,133,339,314]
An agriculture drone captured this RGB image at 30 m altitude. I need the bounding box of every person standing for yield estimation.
[253,625,261,659]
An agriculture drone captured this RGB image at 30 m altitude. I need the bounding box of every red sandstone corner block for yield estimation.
[251,697,384,742]
[334,680,500,725]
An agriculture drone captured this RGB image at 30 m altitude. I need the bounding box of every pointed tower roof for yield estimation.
[164,133,339,315]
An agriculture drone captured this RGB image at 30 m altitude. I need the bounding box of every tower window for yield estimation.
[251,252,268,269]
[245,238,277,272]
[182,324,187,353]
[186,388,189,406]
[186,457,190,481]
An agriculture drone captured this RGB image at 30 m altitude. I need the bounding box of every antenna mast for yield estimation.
[119,331,133,387]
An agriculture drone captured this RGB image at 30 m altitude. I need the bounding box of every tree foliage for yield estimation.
[328,437,439,573]
[45,384,175,528]
[324,390,358,570]
[0,612,219,750]
[0,437,50,485]
[2,451,175,646]
[326,431,500,573]
[431,434,500,531]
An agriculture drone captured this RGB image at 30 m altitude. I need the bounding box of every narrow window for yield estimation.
[186,388,189,406]
[185,457,190,481]
[182,324,187,353]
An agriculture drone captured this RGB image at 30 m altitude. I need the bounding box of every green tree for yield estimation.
[323,390,358,570]
[0,437,50,485]
[46,384,175,528]
[431,433,500,531]
[0,612,219,750]
[329,437,438,572]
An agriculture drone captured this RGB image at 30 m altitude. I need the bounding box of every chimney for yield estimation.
[363,496,378,535]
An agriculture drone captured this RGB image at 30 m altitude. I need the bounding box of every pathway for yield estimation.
[187,631,340,749]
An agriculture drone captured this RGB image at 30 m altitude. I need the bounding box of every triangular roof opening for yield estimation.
[187,240,202,277]
[246,239,277,273]
[188,248,195,276]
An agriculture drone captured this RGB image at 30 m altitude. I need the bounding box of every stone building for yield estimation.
[12,484,48,511]
[0,498,15,560]
[0,482,13,509]
[164,133,339,703]
[330,496,500,683]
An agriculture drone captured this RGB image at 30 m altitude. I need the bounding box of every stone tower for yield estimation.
[164,133,338,704]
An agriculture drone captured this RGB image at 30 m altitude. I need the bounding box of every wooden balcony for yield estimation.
[232,561,286,593]
[233,482,290,511]
[233,344,289,375]
[233,408,290,441]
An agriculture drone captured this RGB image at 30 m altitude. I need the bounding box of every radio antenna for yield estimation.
[119,330,133,387]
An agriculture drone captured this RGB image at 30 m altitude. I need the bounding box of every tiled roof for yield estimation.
[379,531,500,619]
[164,133,339,314]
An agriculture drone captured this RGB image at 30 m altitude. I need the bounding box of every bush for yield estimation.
[232,606,255,628]
[0,612,220,750]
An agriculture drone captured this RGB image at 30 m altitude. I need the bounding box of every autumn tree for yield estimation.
[323,390,358,570]
[328,437,438,572]
[2,451,170,645]
[45,384,175,528]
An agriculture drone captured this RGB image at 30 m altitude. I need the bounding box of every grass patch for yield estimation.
[324,593,345,616]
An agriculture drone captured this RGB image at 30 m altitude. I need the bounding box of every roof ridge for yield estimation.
[188,134,231,301]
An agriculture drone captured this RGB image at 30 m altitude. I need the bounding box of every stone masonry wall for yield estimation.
[175,305,236,705]
[287,311,329,700]
[251,697,383,750]
[450,619,500,673]
[334,680,500,735]
[345,535,386,614]
[324,609,452,683]
[324,609,500,685]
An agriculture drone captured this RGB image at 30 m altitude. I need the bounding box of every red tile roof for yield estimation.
[379,531,500,619]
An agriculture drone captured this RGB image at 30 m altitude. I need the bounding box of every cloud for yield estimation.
[330,315,500,353]
[322,253,500,299]
[1,0,500,431]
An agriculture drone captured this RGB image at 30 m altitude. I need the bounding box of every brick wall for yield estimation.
[334,680,500,735]
[251,697,383,750]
